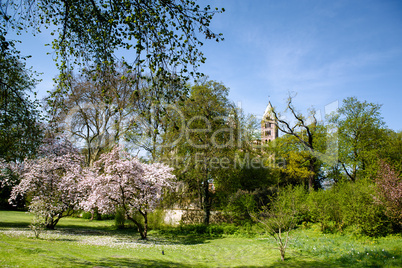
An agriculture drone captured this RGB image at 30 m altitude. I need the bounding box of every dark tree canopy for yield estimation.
[0,20,43,162]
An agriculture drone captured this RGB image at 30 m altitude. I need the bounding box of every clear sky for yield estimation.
[13,0,402,131]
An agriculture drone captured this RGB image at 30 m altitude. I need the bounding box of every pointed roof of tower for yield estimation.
[263,101,274,120]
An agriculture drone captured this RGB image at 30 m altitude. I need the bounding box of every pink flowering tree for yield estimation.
[375,160,402,224]
[9,137,85,229]
[81,146,175,239]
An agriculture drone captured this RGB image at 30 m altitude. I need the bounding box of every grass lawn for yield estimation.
[0,211,401,267]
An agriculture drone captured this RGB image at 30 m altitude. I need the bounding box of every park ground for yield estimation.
[0,211,401,267]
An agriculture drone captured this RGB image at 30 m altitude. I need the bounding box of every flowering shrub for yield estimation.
[8,137,85,229]
[375,160,402,225]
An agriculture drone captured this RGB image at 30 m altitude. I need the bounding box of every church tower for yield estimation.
[261,101,278,143]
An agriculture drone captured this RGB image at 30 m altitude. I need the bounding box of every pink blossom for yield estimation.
[81,146,175,239]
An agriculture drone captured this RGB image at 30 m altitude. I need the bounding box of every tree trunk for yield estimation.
[280,248,285,261]
[127,212,147,239]
[140,210,148,239]
[308,157,316,191]
[203,176,211,225]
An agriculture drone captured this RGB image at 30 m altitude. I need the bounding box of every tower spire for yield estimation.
[261,99,278,143]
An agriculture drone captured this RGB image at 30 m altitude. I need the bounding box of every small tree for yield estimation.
[81,146,175,239]
[250,188,299,261]
[375,160,402,225]
[9,137,84,229]
[28,200,47,238]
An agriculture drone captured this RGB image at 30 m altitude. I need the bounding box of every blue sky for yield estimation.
[13,0,402,131]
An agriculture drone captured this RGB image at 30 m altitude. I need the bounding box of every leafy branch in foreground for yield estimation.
[5,0,225,85]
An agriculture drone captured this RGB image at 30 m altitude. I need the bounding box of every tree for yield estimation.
[46,66,139,166]
[380,130,402,174]
[8,137,84,229]
[0,17,43,162]
[125,76,188,161]
[375,160,402,225]
[270,96,326,190]
[4,0,224,87]
[250,186,300,262]
[330,97,386,181]
[162,79,240,224]
[81,146,175,239]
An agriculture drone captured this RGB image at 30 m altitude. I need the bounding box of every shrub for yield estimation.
[336,179,392,237]
[306,180,392,236]
[225,189,256,225]
[114,207,126,229]
[307,189,341,233]
[250,187,300,262]
[147,209,166,230]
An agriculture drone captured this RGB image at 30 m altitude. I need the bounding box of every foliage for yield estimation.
[5,0,224,87]
[270,96,329,190]
[336,180,392,237]
[308,188,342,233]
[125,75,188,161]
[28,200,47,238]
[81,146,175,239]
[8,137,85,229]
[0,16,43,163]
[0,160,26,209]
[46,66,140,166]
[164,79,238,224]
[224,189,256,225]
[250,186,301,261]
[375,160,402,225]
[114,207,126,229]
[306,180,392,237]
[330,97,386,181]
[380,130,402,174]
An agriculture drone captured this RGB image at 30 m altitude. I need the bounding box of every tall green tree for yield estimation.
[165,79,237,224]
[1,10,44,209]
[330,97,386,181]
[380,130,402,174]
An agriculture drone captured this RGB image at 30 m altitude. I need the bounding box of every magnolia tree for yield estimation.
[9,137,85,229]
[81,146,175,239]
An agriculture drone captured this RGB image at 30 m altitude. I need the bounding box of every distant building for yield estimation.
[261,101,278,143]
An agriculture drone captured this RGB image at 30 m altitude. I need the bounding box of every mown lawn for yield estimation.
[0,211,401,267]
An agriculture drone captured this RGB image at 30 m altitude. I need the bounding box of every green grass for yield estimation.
[0,211,401,267]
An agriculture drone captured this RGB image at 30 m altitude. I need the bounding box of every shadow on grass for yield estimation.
[48,255,204,268]
[0,221,30,228]
[0,222,218,246]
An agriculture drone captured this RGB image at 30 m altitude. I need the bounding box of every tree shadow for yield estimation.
[0,221,30,228]
[0,220,218,246]
[47,255,205,268]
